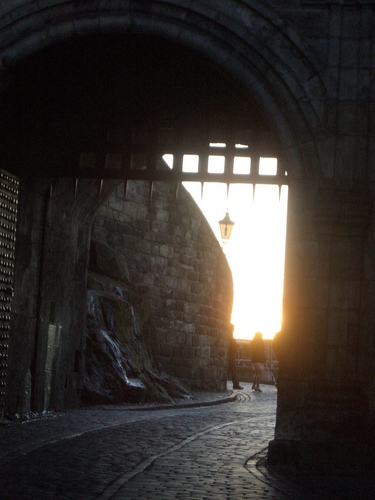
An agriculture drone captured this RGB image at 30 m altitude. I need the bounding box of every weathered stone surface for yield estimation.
[83,240,192,405]
[7,177,117,415]
[91,181,233,392]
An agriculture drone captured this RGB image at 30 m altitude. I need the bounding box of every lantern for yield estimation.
[218,211,235,242]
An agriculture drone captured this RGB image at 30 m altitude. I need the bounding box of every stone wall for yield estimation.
[84,238,193,405]
[92,181,233,391]
[6,177,117,415]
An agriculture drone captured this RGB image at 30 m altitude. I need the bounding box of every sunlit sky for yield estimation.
[163,154,288,341]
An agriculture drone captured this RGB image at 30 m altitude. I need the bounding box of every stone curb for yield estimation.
[129,392,237,412]
[0,392,238,424]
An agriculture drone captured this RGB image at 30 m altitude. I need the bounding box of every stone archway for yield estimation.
[0,0,332,435]
[0,1,374,471]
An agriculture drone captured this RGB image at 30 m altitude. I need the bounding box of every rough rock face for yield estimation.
[82,239,192,405]
[92,181,233,391]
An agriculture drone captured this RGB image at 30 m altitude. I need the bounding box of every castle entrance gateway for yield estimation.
[1,0,374,474]
[1,123,286,413]
[1,32,289,418]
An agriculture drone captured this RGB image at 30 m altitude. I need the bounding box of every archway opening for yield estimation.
[162,153,288,342]
[0,32,286,409]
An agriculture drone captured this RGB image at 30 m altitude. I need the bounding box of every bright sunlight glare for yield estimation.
[163,154,288,341]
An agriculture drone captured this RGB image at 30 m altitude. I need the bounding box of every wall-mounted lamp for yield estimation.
[218,211,235,244]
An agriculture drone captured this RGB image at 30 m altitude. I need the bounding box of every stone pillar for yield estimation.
[269,179,375,471]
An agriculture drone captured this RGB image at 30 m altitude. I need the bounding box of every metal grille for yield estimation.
[29,126,287,186]
[77,127,287,185]
[0,169,18,414]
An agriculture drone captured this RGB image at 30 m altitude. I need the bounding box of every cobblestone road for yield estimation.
[0,383,374,499]
[0,383,277,499]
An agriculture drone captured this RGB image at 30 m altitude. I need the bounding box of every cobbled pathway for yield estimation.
[0,382,374,499]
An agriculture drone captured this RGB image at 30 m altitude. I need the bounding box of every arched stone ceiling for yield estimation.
[0,2,327,179]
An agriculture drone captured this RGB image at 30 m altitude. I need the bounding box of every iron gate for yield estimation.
[0,169,18,415]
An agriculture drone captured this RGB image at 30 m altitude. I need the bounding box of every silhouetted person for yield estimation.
[228,324,243,390]
[251,331,266,392]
